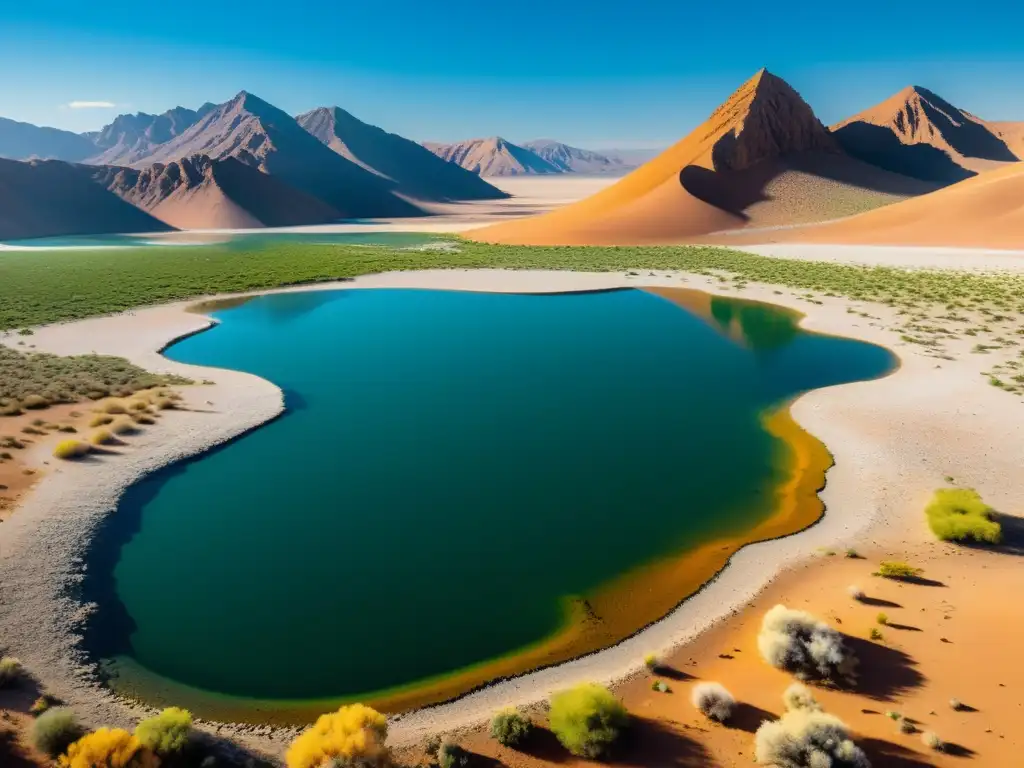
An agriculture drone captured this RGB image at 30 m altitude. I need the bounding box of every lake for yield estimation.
[83,287,894,721]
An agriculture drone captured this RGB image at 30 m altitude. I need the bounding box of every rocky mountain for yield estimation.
[0,117,97,162]
[521,140,629,174]
[137,91,423,218]
[423,137,560,176]
[0,157,171,240]
[296,107,506,201]
[94,154,339,230]
[472,69,934,245]
[88,105,218,166]
[832,86,1022,183]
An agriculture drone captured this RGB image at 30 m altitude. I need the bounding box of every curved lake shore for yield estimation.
[3,266,1012,758]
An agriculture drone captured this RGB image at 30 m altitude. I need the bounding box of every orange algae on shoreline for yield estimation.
[101,402,831,725]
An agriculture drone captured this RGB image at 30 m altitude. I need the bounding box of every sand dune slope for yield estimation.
[95,154,340,230]
[833,86,1020,183]
[776,161,1024,249]
[471,70,931,245]
[0,158,172,240]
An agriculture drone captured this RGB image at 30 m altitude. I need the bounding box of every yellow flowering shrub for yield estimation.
[59,728,159,768]
[286,704,391,768]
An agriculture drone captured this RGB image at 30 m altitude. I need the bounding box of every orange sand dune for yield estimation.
[471,70,930,246]
[763,161,1024,249]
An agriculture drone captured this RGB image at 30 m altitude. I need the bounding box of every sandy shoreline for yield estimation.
[1,267,1021,758]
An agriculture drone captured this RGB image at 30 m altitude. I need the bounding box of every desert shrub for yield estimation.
[135,707,193,756]
[99,400,128,414]
[876,613,888,626]
[127,399,149,411]
[89,413,114,427]
[844,548,859,559]
[651,680,670,693]
[21,394,50,409]
[847,585,865,601]
[0,657,23,687]
[437,742,470,768]
[899,718,916,734]
[643,653,659,672]
[60,728,157,768]
[58,425,77,433]
[53,440,90,460]
[110,416,139,435]
[925,488,1002,544]
[132,413,157,425]
[754,710,870,767]
[548,683,628,758]
[30,708,83,758]
[949,698,962,711]
[757,605,857,684]
[154,397,177,410]
[782,683,820,712]
[90,429,115,445]
[0,399,22,416]
[489,709,532,747]
[285,704,390,768]
[874,562,922,580]
[690,682,735,722]
[30,695,58,715]
[870,628,884,641]
[921,731,943,751]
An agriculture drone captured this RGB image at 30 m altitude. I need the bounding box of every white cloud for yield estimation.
[66,100,117,109]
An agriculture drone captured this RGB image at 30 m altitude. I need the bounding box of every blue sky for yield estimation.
[2,0,1023,148]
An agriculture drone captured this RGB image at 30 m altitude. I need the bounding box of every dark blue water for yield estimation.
[86,288,894,704]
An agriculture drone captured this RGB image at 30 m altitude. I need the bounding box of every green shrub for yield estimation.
[757,605,857,684]
[643,653,659,672]
[0,657,23,687]
[870,628,884,641]
[925,488,1002,544]
[53,440,91,460]
[782,683,820,712]
[755,710,869,767]
[874,561,922,580]
[921,731,943,751]
[489,709,532,748]
[30,707,83,757]
[90,429,115,445]
[437,742,470,768]
[110,416,139,435]
[135,707,193,756]
[548,683,628,758]
[30,695,57,716]
[690,682,735,722]
[876,613,888,626]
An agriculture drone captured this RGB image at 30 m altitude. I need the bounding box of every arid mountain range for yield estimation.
[0,91,512,238]
[473,70,1023,247]
[422,137,636,176]
[1,74,1022,245]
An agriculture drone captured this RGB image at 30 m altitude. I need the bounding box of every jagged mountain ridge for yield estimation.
[296,107,506,201]
[423,137,561,176]
[521,140,630,173]
[94,154,340,229]
[832,85,1022,183]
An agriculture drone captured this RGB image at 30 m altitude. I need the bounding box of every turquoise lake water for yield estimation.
[83,288,894,705]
